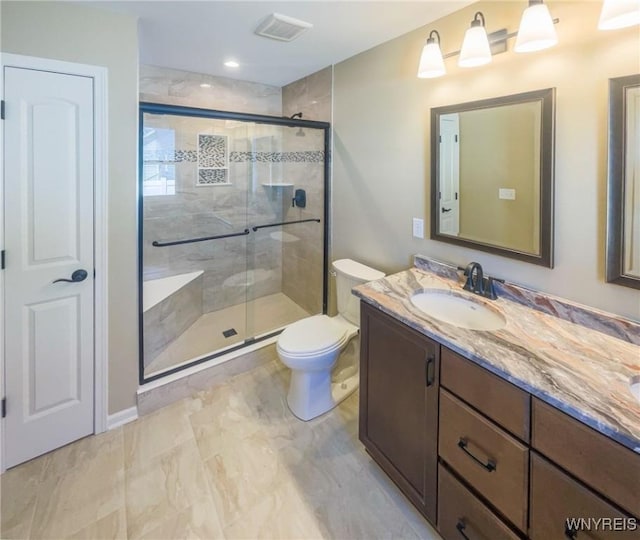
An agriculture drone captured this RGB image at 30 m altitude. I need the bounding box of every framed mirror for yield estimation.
[606,74,640,289]
[430,88,555,267]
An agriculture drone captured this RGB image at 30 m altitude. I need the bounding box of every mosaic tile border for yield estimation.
[144,150,324,164]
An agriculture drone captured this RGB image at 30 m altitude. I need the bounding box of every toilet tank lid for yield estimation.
[332,259,385,281]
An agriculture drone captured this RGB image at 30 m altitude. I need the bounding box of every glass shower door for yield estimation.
[140,103,329,383]
[141,112,251,378]
[245,123,326,340]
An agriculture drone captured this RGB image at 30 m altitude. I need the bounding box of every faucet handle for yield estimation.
[481,276,505,300]
[482,277,497,300]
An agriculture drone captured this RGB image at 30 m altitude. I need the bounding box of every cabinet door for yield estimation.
[359,302,439,523]
[530,452,638,539]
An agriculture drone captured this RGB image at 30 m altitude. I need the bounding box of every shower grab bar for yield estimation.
[152,229,250,247]
[252,218,321,232]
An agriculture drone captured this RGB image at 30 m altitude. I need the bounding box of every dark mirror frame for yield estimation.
[430,88,556,268]
[606,74,640,290]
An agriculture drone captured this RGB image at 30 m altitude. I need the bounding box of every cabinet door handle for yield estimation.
[425,355,435,386]
[457,438,496,472]
[456,519,471,540]
[564,524,579,539]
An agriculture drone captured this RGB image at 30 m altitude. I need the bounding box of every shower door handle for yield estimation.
[152,229,250,247]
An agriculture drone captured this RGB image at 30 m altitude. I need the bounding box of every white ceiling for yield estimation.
[94,1,473,87]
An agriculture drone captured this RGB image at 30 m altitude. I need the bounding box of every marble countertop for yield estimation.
[353,258,640,454]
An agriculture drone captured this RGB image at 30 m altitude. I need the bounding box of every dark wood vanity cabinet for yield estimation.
[359,302,439,523]
[359,303,639,539]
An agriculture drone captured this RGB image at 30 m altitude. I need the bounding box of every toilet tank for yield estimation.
[332,259,385,326]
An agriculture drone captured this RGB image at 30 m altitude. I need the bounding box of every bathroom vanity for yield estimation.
[356,257,640,540]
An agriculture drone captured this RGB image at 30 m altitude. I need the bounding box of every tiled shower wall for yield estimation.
[281,67,332,315]
[140,64,282,115]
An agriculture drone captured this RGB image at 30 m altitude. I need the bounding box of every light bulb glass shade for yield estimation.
[515,3,558,52]
[598,0,640,30]
[417,41,446,78]
[458,25,492,67]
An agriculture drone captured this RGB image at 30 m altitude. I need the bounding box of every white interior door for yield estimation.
[3,66,95,468]
[439,113,460,236]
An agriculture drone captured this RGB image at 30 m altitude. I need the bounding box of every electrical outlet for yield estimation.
[499,188,516,200]
[412,218,424,239]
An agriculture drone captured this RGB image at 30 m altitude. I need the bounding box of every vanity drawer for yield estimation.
[438,464,520,540]
[440,347,530,441]
[530,452,637,539]
[532,399,640,517]
[439,389,529,531]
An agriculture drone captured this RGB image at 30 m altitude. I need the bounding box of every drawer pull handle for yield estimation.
[564,524,579,539]
[456,519,471,540]
[426,355,435,387]
[457,438,496,472]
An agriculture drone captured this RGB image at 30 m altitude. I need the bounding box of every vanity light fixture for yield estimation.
[224,60,240,68]
[515,0,558,52]
[598,0,640,30]
[417,30,446,78]
[416,7,560,78]
[459,12,492,67]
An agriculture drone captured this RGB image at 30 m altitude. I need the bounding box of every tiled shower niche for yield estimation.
[197,133,229,185]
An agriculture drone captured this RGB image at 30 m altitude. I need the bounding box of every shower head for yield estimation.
[290,112,303,119]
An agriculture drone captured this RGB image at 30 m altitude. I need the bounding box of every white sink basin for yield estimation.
[410,290,507,331]
[630,377,640,403]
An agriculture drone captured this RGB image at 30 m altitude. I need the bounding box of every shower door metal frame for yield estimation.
[138,102,330,385]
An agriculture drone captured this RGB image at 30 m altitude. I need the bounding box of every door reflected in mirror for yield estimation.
[606,74,640,289]
[431,89,555,267]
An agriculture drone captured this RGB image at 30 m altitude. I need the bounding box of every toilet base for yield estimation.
[287,369,359,421]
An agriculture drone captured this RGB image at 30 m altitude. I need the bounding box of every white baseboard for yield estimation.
[107,406,138,430]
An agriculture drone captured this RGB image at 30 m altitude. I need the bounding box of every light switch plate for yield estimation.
[499,188,516,200]
[412,218,424,239]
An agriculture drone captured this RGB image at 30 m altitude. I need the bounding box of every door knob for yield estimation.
[53,269,88,284]
[441,207,452,213]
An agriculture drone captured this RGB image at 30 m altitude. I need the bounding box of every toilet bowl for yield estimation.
[277,259,385,421]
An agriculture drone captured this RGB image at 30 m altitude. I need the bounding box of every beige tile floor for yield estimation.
[146,293,311,376]
[1,355,441,540]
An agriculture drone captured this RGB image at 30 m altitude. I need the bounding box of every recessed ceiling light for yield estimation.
[224,60,239,68]
[199,83,211,88]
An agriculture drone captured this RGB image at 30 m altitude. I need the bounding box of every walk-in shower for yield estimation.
[138,103,329,383]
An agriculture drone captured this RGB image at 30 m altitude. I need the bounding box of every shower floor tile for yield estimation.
[2,356,441,540]
[145,292,310,377]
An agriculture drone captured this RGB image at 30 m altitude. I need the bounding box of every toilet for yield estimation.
[277,259,385,421]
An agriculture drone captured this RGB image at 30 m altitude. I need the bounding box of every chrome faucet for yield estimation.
[462,262,501,300]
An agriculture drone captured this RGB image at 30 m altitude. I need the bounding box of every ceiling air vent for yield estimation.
[255,13,313,42]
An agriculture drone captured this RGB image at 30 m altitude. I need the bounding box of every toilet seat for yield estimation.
[277,315,348,357]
